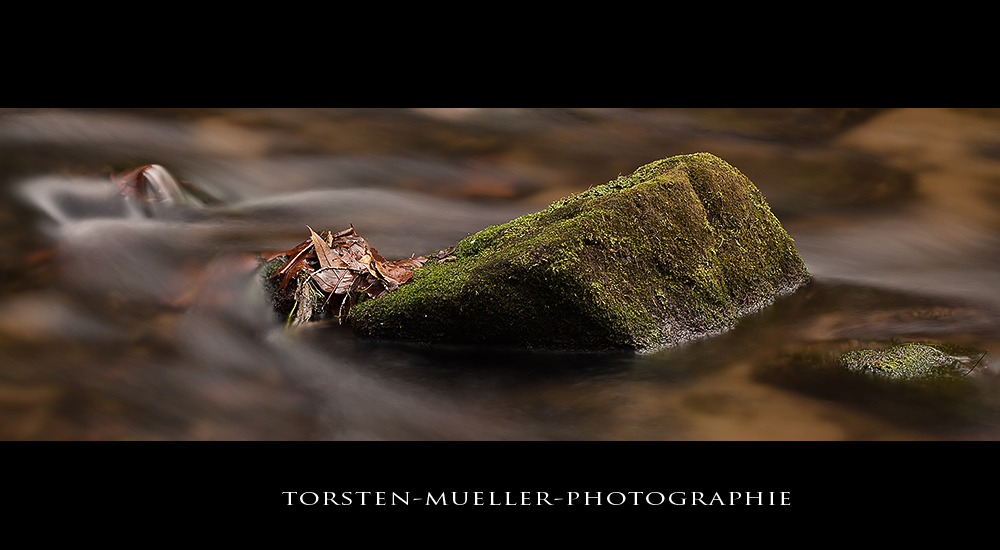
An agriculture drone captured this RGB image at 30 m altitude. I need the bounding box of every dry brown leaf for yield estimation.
[271,226,429,325]
[308,226,337,270]
[311,267,353,295]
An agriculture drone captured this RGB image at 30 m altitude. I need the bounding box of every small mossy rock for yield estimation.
[839,343,977,381]
[349,153,810,350]
[754,342,990,427]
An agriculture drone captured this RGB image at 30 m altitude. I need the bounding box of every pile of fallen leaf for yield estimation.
[267,226,427,326]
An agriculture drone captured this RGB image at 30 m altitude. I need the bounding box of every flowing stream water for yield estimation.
[2,107,999,440]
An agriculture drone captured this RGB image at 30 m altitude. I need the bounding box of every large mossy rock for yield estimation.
[349,153,810,350]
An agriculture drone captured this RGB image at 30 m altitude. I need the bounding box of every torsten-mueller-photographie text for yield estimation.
[282,491,791,506]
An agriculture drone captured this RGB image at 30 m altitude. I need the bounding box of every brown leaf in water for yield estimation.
[112,165,154,198]
[271,225,430,325]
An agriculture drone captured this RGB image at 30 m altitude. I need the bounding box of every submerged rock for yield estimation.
[348,153,810,350]
[839,343,983,381]
[754,342,991,429]
[755,342,991,392]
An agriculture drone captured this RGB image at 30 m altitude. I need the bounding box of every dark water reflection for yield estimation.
[2,107,1000,440]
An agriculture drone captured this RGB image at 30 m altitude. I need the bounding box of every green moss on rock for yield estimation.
[839,343,978,381]
[349,153,811,350]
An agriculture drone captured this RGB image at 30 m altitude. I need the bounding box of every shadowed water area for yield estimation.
[2,107,999,440]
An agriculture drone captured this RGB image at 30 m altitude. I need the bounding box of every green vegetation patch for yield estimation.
[839,343,980,381]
